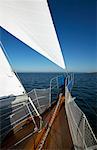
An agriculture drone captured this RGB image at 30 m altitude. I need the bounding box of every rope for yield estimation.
[37,94,63,150]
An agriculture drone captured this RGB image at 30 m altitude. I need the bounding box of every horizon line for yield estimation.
[17,71,97,73]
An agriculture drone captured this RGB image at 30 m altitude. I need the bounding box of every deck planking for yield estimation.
[1,97,74,150]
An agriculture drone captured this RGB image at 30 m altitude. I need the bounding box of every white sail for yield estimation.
[0,46,25,98]
[0,0,65,69]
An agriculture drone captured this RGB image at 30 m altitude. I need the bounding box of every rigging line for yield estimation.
[0,41,15,73]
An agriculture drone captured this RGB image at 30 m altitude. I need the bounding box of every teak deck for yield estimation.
[43,105,73,150]
[1,96,74,150]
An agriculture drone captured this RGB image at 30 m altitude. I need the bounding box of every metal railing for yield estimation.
[65,79,97,150]
[0,74,65,144]
[1,72,96,150]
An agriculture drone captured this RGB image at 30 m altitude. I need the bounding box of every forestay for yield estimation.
[0,0,65,69]
[0,46,25,98]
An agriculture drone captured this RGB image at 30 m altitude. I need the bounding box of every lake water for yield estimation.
[18,72,97,137]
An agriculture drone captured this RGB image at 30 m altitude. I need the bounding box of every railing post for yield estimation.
[25,103,38,131]
[34,89,42,113]
[49,79,52,107]
[28,97,43,130]
[82,114,86,149]
[56,76,59,89]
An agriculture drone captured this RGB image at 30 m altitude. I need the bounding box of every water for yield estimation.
[72,73,97,137]
[18,72,97,137]
[18,72,63,92]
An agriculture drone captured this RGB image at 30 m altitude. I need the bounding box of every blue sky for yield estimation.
[1,0,96,72]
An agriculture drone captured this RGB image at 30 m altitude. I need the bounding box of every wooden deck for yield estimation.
[43,105,74,150]
[1,97,74,150]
